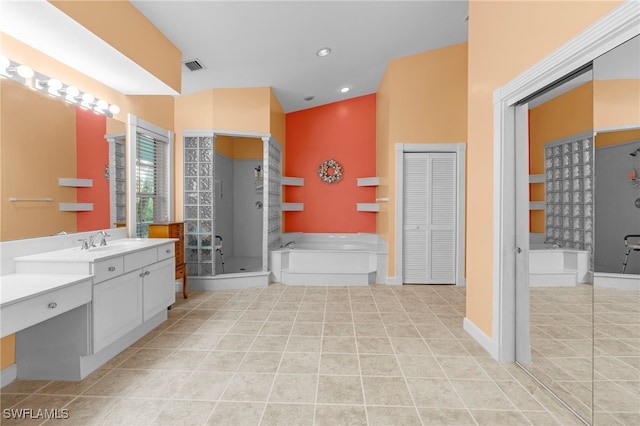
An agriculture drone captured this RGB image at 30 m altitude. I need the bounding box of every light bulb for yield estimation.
[96,99,108,110]
[46,78,62,96]
[108,104,120,115]
[64,85,79,102]
[81,92,94,103]
[16,65,34,79]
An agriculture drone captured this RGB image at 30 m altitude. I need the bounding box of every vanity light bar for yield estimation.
[0,55,120,118]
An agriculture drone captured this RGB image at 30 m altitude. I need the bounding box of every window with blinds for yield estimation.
[136,132,169,237]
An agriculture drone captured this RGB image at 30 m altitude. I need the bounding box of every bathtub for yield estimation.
[270,233,387,285]
[529,242,590,286]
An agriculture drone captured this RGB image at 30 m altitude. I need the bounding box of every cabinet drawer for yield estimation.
[1,279,92,337]
[158,243,175,262]
[92,258,124,284]
[124,248,157,273]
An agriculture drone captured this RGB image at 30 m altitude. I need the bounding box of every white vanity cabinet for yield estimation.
[10,238,177,381]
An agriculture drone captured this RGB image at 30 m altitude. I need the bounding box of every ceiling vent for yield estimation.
[184,59,205,72]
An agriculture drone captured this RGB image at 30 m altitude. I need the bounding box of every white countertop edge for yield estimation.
[0,273,93,307]
[13,238,178,263]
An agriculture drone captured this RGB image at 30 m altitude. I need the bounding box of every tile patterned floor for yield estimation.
[1,284,592,425]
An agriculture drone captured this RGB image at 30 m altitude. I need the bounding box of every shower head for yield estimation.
[631,148,640,157]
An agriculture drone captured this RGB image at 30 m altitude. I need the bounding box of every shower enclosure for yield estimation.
[183,130,282,289]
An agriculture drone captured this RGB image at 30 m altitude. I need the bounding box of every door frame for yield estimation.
[490,1,639,362]
[394,143,466,286]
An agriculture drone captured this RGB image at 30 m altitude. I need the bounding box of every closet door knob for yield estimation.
[48,302,57,309]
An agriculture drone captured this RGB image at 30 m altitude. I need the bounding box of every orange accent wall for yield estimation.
[528,82,594,233]
[76,106,109,231]
[376,43,468,279]
[466,0,622,336]
[285,94,376,233]
[50,0,181,94]
[596,129,640,148]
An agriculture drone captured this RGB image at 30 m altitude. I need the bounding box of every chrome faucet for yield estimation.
[83,230,110,249]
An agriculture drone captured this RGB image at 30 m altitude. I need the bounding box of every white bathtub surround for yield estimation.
[594,272,640,291]
[270,233,387,286]
[529,241,590,287]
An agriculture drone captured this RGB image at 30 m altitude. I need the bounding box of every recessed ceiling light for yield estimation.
[317,47,331,57]
[340,86,350,93]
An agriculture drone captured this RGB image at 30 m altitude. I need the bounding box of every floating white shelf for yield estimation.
[357,203,379,212]
[529,174,545,184]
[58,178,93,187]
[529,201,546,210]
[282,203,304,211]
[59,203,94,212]
[282,177,304,186]
[356,177,380,186]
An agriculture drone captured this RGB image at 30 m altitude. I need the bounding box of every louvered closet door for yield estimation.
[403,152,456,284]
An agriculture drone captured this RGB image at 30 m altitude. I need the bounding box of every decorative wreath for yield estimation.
[318,159,343,184]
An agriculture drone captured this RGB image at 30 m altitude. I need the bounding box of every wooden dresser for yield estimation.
[148,222,188,299]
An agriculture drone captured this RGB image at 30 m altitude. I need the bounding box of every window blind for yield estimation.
[136,132,169,237]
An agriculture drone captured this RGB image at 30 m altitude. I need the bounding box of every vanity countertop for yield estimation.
[0,273,92,308]
[13,238,177,263]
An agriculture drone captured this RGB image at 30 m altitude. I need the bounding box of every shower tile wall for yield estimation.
[545,137,594,263]
[184,135,214,277]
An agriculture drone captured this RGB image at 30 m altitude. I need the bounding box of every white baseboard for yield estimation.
[594,272,640,291]
[456,277,467,286]
[386,276,402,285]
[189,273,269,291]
[1,363,17,387]
[463,317,500,361]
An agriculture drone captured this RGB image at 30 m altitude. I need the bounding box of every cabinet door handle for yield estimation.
[48,302,57,309]
[108,266,116,272]
[166,249,172,254]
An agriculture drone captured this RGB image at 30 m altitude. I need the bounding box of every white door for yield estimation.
[403,152,457,284]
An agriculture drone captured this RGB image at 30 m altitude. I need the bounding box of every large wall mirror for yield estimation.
[518,34,639,426]
[0,77,126,241]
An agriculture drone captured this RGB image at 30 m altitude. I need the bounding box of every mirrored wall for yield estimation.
[518,35,640,425]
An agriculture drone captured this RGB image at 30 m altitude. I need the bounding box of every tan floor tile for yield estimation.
[418,407,475,425]
[356,337,394,354]
[406,378,465,409]
[314,404,367,426]
[521,410,563,425]
[221,373,275,402]
[295,311,324,322]
[249,335,288,352]
[198,351,245,372]
[37,369,110,396]
[267,311,298,322]
[260,403,315,426]
[436,356,490,380]
[127,369,189,399]
[366,406,422,426]
[322,336,357,353]
[165,319,206,333]
[1,380,52,394]
[155,349,208,370]
[385,324,421,338]
[389,337,431,355]
[178,333,224,350]
[259,321,294,335]
[324,311,353,323]
[354,322,387,337]
[424,338,469,356]
[362,376,413,406]
[353,312,383,324]
[82,369,149,396]
[397,355,446,378]
[0,393,29,410]
[450,380,516,410]
[358,354,402,376]
[144,332,191,349]
[196,320,236,333]
[100,347,138,369]
[291,322,323,336]
[44,396,119,425]
[323,323,355,337]
[317,375,364,404]
[229,321,265,335]
[238,352,283,373]
[3,394,75,426]
[286,335,322,353]
[150,399,215,425]
[206,402,265,425]
[320,353,360,375]
[279,352,319,374]
[469,409,530,426]
[175,371,233,400]
[214,334,256,351]
[97,397,165,425]
[117,348,174,369]
[269,374,317,403]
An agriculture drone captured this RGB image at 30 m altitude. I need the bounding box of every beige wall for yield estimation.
[50,0,181,94]
[594,79,640,129]
[466,0,622,336]
[376,42,468,277]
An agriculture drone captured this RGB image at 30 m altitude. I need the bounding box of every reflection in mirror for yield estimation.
[213,136,264,275]
[593,35,640,424]
[0,77,126,241]
[523,69,594,423]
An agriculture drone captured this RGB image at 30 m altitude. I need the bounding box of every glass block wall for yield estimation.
[266,137,282,259]
[184,135,215,277]
[545,136,594,263]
